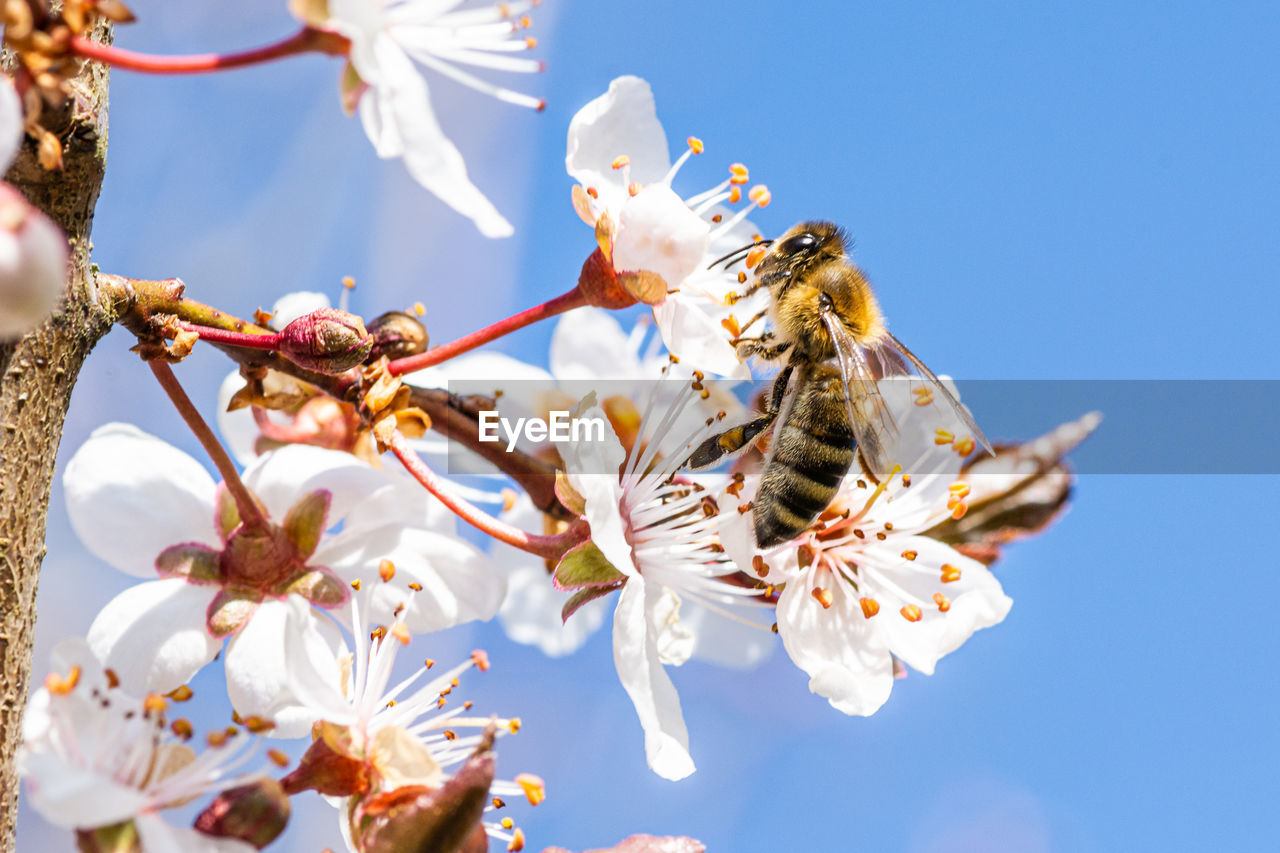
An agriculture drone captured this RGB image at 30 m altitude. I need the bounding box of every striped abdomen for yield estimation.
[754,365,856,547]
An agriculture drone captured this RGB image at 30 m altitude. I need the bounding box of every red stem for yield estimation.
[150,361,269,531]
[68,27,349,75]
[179,322,280,351]
[387,286,588,376]
[388,431,586,561]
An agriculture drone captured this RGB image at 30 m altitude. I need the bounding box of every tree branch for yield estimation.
[0,19,115,853]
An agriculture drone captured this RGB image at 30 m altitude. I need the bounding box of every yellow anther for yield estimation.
[206,730,230,748]
[812,587,834,609]
[859,597,880,619]
[953,437,976,456]
[748,185,771,207]
[934,429,955,445]
[901,549,918,561]
[508,717,522,733]
[44,665,81,695]
[170,719,194,740]
[950,501,968,520]
[471,649,491,671]
[501,816,514,830]
[516,773,547,806]
[745,245,768,269]
[900,604,923,622]
[933,592,951,612]
[949,482,970,498]
[268,748,290,767]
[143,693,168,714]
[729,162,749,184]
[628,181,642,196]
[508,827,526,851]
[379,559,395,582]
[391,623,411,645]
[687,136,704,154]
[413,301,425,316]
[941,564,962,583]
[611,155,630,170]
[728,185,742,204]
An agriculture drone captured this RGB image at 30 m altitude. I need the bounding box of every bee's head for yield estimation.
[753,221,849,287]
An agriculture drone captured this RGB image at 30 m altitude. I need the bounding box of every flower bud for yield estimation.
[0,183,68,340]
[368,310,429,360]
[193,777,291,850]
[278,308,373,374]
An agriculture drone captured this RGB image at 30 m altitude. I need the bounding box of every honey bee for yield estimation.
[688,221,991,547]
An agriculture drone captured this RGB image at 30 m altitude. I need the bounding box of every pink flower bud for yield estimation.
[193,778,291,849]
[278,308,373,374]
[0,183,68,339]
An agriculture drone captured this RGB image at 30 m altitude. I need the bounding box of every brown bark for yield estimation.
[0,20,114,851]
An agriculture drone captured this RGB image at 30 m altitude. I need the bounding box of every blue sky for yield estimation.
[20,2,1280,851]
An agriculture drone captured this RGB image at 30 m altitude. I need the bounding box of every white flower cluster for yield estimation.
[20,55,1086,850]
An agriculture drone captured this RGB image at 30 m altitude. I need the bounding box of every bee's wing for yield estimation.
[871,330,993,456]
[819,311,901,481]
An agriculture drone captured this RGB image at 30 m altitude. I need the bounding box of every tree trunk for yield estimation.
[0,20,114,850]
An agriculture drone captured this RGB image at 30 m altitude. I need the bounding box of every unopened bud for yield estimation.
[193,778,290,850]
[0,183,68,339]
[368,310,429,360]
[278,308,373,373]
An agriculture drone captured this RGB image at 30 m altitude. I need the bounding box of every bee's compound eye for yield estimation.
[781,233,818,255]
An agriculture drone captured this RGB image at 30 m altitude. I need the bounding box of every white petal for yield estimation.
[136,814,257,853]
[612,580,695,780]
[362,34,512,238]
[0,185,67,339]
[241,444,387,527]
[315,524,506,633]
[225,597,346,738]
[281,596,356,726]
[64,424,219,577]
[650,586,694,667]
[22,752,148,829]
[562,406,633,577]
[612,185,709,288]
[270,290,331,327]
[774,577,895,717]
[0,77,22,170]
[866,540,1012,676]
[215,370,263,468]
[566,76,671,202]
[652,293,750,380]
[549,307,638,380]
[491,494,606,656]
[86,579,221,694]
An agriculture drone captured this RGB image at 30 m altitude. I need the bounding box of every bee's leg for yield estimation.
[767,364,794,413]
[735,333,791,362]
[686,364,793,471]
[686,412,777,469]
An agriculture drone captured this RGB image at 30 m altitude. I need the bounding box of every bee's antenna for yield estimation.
[706,238,773,270]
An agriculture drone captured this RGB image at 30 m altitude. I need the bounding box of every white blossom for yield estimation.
[63,423,504,736]
[294,0,545,238]
[562,385,775,780]
[0,77,67,339]
[18,638,258,852]
[567,76,771,377]
[281,594,537,848]
[719,390,1012,717]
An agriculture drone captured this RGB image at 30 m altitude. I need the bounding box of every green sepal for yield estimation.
[552,541,626,591]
